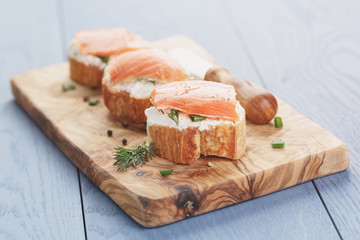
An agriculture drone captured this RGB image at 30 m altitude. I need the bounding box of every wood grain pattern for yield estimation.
[10,36,349,227]
[0,0,85,239]
[0,102,86,239]
[59,0,341,237]
[78,172,341,239]
[220,1,360,238]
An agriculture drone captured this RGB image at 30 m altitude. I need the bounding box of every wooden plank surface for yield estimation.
[220,1,360,238]
[2,0,358,238]
[57,0,348,238]
[0,0,85,239]
[11,56,349,227]
[79,173,339,240]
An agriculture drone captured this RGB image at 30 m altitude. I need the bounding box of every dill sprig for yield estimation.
[113,143,156,171]
[167,109,180,126]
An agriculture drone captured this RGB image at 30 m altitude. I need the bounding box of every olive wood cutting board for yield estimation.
[11,35,349,227]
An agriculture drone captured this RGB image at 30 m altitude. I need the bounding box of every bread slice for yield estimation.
[102,69,156,124]
[102,81,151,123]
[148,126,200,164]
[68,57,104,87]
[200,119,246,160]
[145,103,246,164]
[67,41,107,87]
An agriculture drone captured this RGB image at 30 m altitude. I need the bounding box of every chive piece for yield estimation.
[160,169,173,176]
[142,123,147,131]
[97,56,109,63]
[272,139,285,148]
[62,83,75,91]
[88,98,99,106]
[274,116,283,128]
[190,114,206,122]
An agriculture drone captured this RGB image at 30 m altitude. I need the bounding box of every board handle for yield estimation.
[205,66,278,124]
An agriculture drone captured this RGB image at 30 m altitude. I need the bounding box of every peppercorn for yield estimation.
[107,130,113,137]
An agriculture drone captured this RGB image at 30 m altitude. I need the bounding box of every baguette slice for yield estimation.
[145,102,246,164]
[148,125,200,164]
[68,57,104,87]
[102,49,187,124]
[67,29,149,87]
[200,118,246,160]
[102,76,152,123]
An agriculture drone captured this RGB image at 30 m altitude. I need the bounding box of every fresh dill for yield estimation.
[167,109,180,126]
[113,143,156,171]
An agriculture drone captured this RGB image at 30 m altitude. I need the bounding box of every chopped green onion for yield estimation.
[88,98,99,106]
[190,114,205,122]
[160,169,173,176]
[272,139,285,148]
[274,116,283,128]
[97,56,109,63]
[62,84,75,91]
[142,123,147,131]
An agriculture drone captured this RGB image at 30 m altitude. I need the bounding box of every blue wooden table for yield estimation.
[1,1,359,239]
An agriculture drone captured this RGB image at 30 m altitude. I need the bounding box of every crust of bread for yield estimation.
[148,126,200,164]
[102,81,151,123]
[148,119,246,164]
[69,57,104,87]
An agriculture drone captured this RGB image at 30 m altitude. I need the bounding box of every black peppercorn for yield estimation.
[107,130,113,137]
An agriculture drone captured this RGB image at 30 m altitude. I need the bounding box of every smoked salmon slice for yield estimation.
[108,49,187,83]
[150,81,239,121]
[74,29,149,57]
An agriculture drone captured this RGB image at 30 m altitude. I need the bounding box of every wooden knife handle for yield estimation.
[205,66,278,124]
